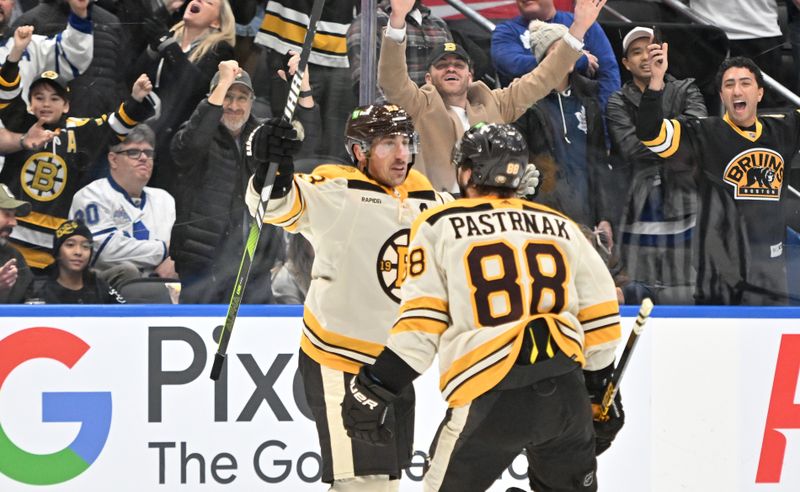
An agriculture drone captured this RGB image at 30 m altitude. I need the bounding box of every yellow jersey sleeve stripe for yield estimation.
[117,103,137,127]
[0,73,20,88]
[642,119,669,147]
[264,181,305,225]
[584,324,622,348]
[400,296,449,315]
[391,317,447,335]
[0,102,11,110]
[578,300,620,323]
[657,120,681,158]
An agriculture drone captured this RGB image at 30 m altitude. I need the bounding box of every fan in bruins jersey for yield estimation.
[636,43,800,305]
[246,106,542,491]
[0,52,157,271]
[342,123,623,492]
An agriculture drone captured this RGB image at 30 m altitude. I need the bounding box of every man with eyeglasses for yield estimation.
[168,59,319,304]
[69,124,177,287]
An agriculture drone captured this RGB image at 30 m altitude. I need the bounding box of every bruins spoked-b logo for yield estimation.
[723,147,783,201]
[376,229,411,303]
[20,152,67,202]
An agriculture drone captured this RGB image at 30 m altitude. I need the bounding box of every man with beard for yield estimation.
[169,59,319,303]
[0,183,33,303]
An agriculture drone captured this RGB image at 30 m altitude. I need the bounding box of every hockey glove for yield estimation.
[142,17,172,52]
[516,163,541,199]
[251,118,303,197]
[341,366,397,446]
[584,363,625,455]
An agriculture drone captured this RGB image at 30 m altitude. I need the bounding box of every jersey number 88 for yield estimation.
[465,240,568,327]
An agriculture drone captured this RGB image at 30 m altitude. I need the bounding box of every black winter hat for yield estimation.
[53,220,93,258]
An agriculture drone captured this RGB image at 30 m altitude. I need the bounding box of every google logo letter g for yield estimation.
[0,327,111,485]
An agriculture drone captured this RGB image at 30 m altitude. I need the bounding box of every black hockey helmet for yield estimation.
[452,123,527,189]
[344,104,419,163]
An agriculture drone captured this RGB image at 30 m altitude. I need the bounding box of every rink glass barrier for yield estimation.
[0,305,799,491]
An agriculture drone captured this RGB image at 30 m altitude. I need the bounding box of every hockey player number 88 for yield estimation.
[465,241,567,327]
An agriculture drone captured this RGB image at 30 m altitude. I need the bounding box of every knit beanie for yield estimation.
[53,220,93,259]
[529,20,569,62]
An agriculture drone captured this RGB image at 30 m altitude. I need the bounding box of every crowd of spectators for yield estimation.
[0,0,797,306]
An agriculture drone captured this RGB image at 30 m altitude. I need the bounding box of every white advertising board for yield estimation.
[0,305,798,491]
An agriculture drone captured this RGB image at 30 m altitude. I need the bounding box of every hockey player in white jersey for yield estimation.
[245,104,450,491]
[342,123,625,491]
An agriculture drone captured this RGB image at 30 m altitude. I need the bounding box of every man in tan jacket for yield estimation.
[379,0,607,192]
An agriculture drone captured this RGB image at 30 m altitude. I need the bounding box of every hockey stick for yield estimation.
[597,297,653,420]
[210,0,326,381]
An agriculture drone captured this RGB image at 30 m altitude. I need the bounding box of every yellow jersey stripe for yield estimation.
[578,300,619,323]
[584,324,622,347]
[0,73,20,88]
[391,317,447,335]
[642,120,669,147]
[265,181,305,225]
[657,120,681,158]
[400,296,449,315]
[18,212,66,230]
[303,308,384,358]
[262,15,347,55]
[13,244,54,269]
[440,326,518,395]
[117,103,136,127]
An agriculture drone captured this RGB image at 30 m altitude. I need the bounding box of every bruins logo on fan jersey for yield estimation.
[723,148,783,200]
[376,228,411,303]
[20,152,67,202]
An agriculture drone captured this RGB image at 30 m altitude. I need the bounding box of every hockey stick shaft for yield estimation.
[210,0,326,381]
[599,297,653,418]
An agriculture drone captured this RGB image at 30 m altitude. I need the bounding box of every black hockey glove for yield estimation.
[251,118,302,197]
[584,363,625,455]
[142,17,172,52]
[341,366,397,446]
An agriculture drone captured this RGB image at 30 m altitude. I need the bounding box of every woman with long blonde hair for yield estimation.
[133,0,236,193]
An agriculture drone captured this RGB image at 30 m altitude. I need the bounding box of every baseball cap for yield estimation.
[0,183,31,217]
[209,69,254,94]
[622,26,654,55]
[427,42,472,69]
[29,70,70,101]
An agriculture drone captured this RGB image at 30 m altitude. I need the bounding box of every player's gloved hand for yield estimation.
[143,17,172,52]
[584,363,625,455]
[251,118,303,196]
[516,162,541,199]
[341,366,397,446]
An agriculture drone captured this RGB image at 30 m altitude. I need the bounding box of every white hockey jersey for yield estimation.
[246,164,450,374]
[69,177,175,273]
[0,13,94,102]
[385,197,622,407]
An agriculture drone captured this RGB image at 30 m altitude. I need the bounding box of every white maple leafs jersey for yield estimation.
[70,177,175,273]
[386,197,622,407]
[246,164,450,374]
